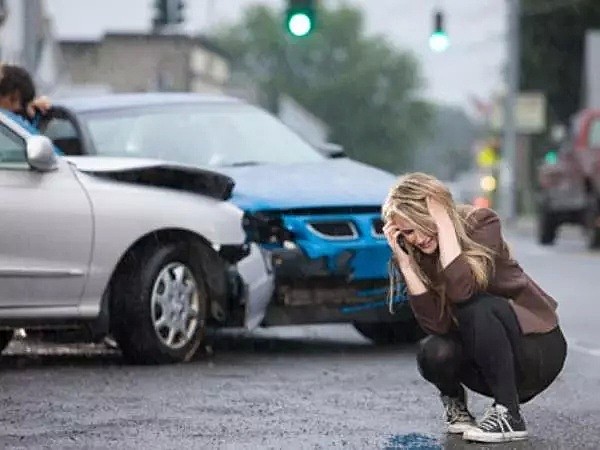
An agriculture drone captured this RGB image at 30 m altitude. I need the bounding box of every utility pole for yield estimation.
[499,0,521,221]
[22,0,42,74]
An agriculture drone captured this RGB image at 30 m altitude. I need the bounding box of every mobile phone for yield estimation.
[396,234,408,253]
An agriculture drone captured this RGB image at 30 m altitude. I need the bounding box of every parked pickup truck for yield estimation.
[537,108,600,248]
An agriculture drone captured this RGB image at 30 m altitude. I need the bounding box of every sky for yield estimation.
[45,0,507,113]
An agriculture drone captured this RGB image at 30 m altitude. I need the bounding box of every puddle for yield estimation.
[383,433,442,450]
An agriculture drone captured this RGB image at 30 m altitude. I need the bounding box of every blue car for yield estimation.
[43,93,420,344]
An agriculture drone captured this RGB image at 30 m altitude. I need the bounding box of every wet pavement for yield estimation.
[0,225,598,449]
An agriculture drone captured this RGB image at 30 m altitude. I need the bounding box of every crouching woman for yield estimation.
[382,172,567,443]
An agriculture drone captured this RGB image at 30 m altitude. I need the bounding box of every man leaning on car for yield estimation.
[0,63,54,136]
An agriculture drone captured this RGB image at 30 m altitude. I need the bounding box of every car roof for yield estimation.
[55,92,245,113]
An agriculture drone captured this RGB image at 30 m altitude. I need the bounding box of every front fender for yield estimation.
[76,172,245,318]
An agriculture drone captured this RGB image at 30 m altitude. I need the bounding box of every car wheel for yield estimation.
[537,205,558,246]
[0,330,13,354]
[354,320,425,345]
[584,194,600,250]
[111,242,208,364]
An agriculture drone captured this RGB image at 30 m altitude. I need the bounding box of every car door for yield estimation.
[0,119,93,309]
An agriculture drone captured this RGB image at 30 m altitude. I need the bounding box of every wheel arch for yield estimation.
[104,228,232,330]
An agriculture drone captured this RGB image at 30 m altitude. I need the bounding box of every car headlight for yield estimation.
[242,212,295,245]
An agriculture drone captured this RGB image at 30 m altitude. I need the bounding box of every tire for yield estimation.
[111,241,208,365]
[354,320,425,345]
[0,330,13,354]
[537,205,558,246]
[584,194,600,250]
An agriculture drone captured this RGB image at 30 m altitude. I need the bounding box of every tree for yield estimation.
[412,105,481,181]
[520,0,600,125]
[214,4,432,172]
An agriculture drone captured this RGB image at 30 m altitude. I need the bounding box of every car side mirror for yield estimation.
[26,135,58,172]
[316,142,347,158]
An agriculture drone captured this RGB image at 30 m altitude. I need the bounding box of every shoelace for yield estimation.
[445,399,472,423]
[478,406,513,432]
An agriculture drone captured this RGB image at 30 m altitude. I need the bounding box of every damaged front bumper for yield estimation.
[262,246,411,326]
[240,210,411,328]
[235,243,275,329]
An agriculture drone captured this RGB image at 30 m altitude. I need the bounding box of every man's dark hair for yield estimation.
[0,64,36,111]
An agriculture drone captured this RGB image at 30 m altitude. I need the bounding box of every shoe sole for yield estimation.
[463,430,528,443]
[447,423,478,434]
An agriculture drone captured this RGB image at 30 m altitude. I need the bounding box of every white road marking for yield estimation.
[569,340,600,357]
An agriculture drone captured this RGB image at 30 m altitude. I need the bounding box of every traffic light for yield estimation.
[480,175,497,193]
[153,0,168,28]
[170,0,185,24]
[0,0,7,27]
[544,150,558,165]
[152,0,185,29]
[429,10,449,52]
[285,0,316,37]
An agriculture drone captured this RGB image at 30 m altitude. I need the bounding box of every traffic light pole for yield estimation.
[499,0,520,222]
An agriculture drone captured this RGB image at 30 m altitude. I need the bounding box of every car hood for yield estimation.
[66,156,234,201]
[218,158,397,212]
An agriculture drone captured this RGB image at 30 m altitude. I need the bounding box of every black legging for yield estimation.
[416,293,567,416]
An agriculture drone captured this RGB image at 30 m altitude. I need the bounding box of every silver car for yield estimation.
[0,111,273,364]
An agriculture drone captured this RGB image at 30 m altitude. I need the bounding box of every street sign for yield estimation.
[490,92,547,134]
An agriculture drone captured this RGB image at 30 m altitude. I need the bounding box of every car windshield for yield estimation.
[78,103,325,167]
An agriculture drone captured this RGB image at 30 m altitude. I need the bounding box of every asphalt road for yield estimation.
[0,224,598,449]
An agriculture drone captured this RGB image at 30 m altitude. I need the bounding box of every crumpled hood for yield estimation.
[218,158,397,212]
[66,156,234,201]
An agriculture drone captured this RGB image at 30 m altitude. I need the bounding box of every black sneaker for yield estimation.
[463,404,528,443]
[442,394,476,434]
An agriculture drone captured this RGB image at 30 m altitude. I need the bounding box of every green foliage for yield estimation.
[521,0,600,124]
[412,105,481,181]
[214,4,432,172]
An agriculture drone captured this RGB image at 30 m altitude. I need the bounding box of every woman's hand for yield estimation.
[383,221,428,296]
[426,196,461,268]
[383,221,413,270]
[426,196,450,226]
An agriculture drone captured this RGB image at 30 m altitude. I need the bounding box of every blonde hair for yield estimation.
[382,172,496,317]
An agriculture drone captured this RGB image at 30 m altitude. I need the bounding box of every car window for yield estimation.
[79,104,325,167]
[589,118,600,148]
[0,123,27,168]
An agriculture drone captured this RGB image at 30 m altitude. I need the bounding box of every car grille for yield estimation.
[372,218,384,236]
[307,221,358,239]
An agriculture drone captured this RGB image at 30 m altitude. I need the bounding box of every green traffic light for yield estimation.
[544,151,558,165]
[287,11,313,37]
[430,10,449,52]
[429,31,449,52]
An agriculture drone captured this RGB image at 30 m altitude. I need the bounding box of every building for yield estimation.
[59,33,231,94]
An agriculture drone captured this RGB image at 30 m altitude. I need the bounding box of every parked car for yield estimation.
[41,93,419,344]
[0,109,273,364]
[537,108,600,248]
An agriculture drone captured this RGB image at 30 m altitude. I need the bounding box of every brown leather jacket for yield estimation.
[408,208,559,335]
